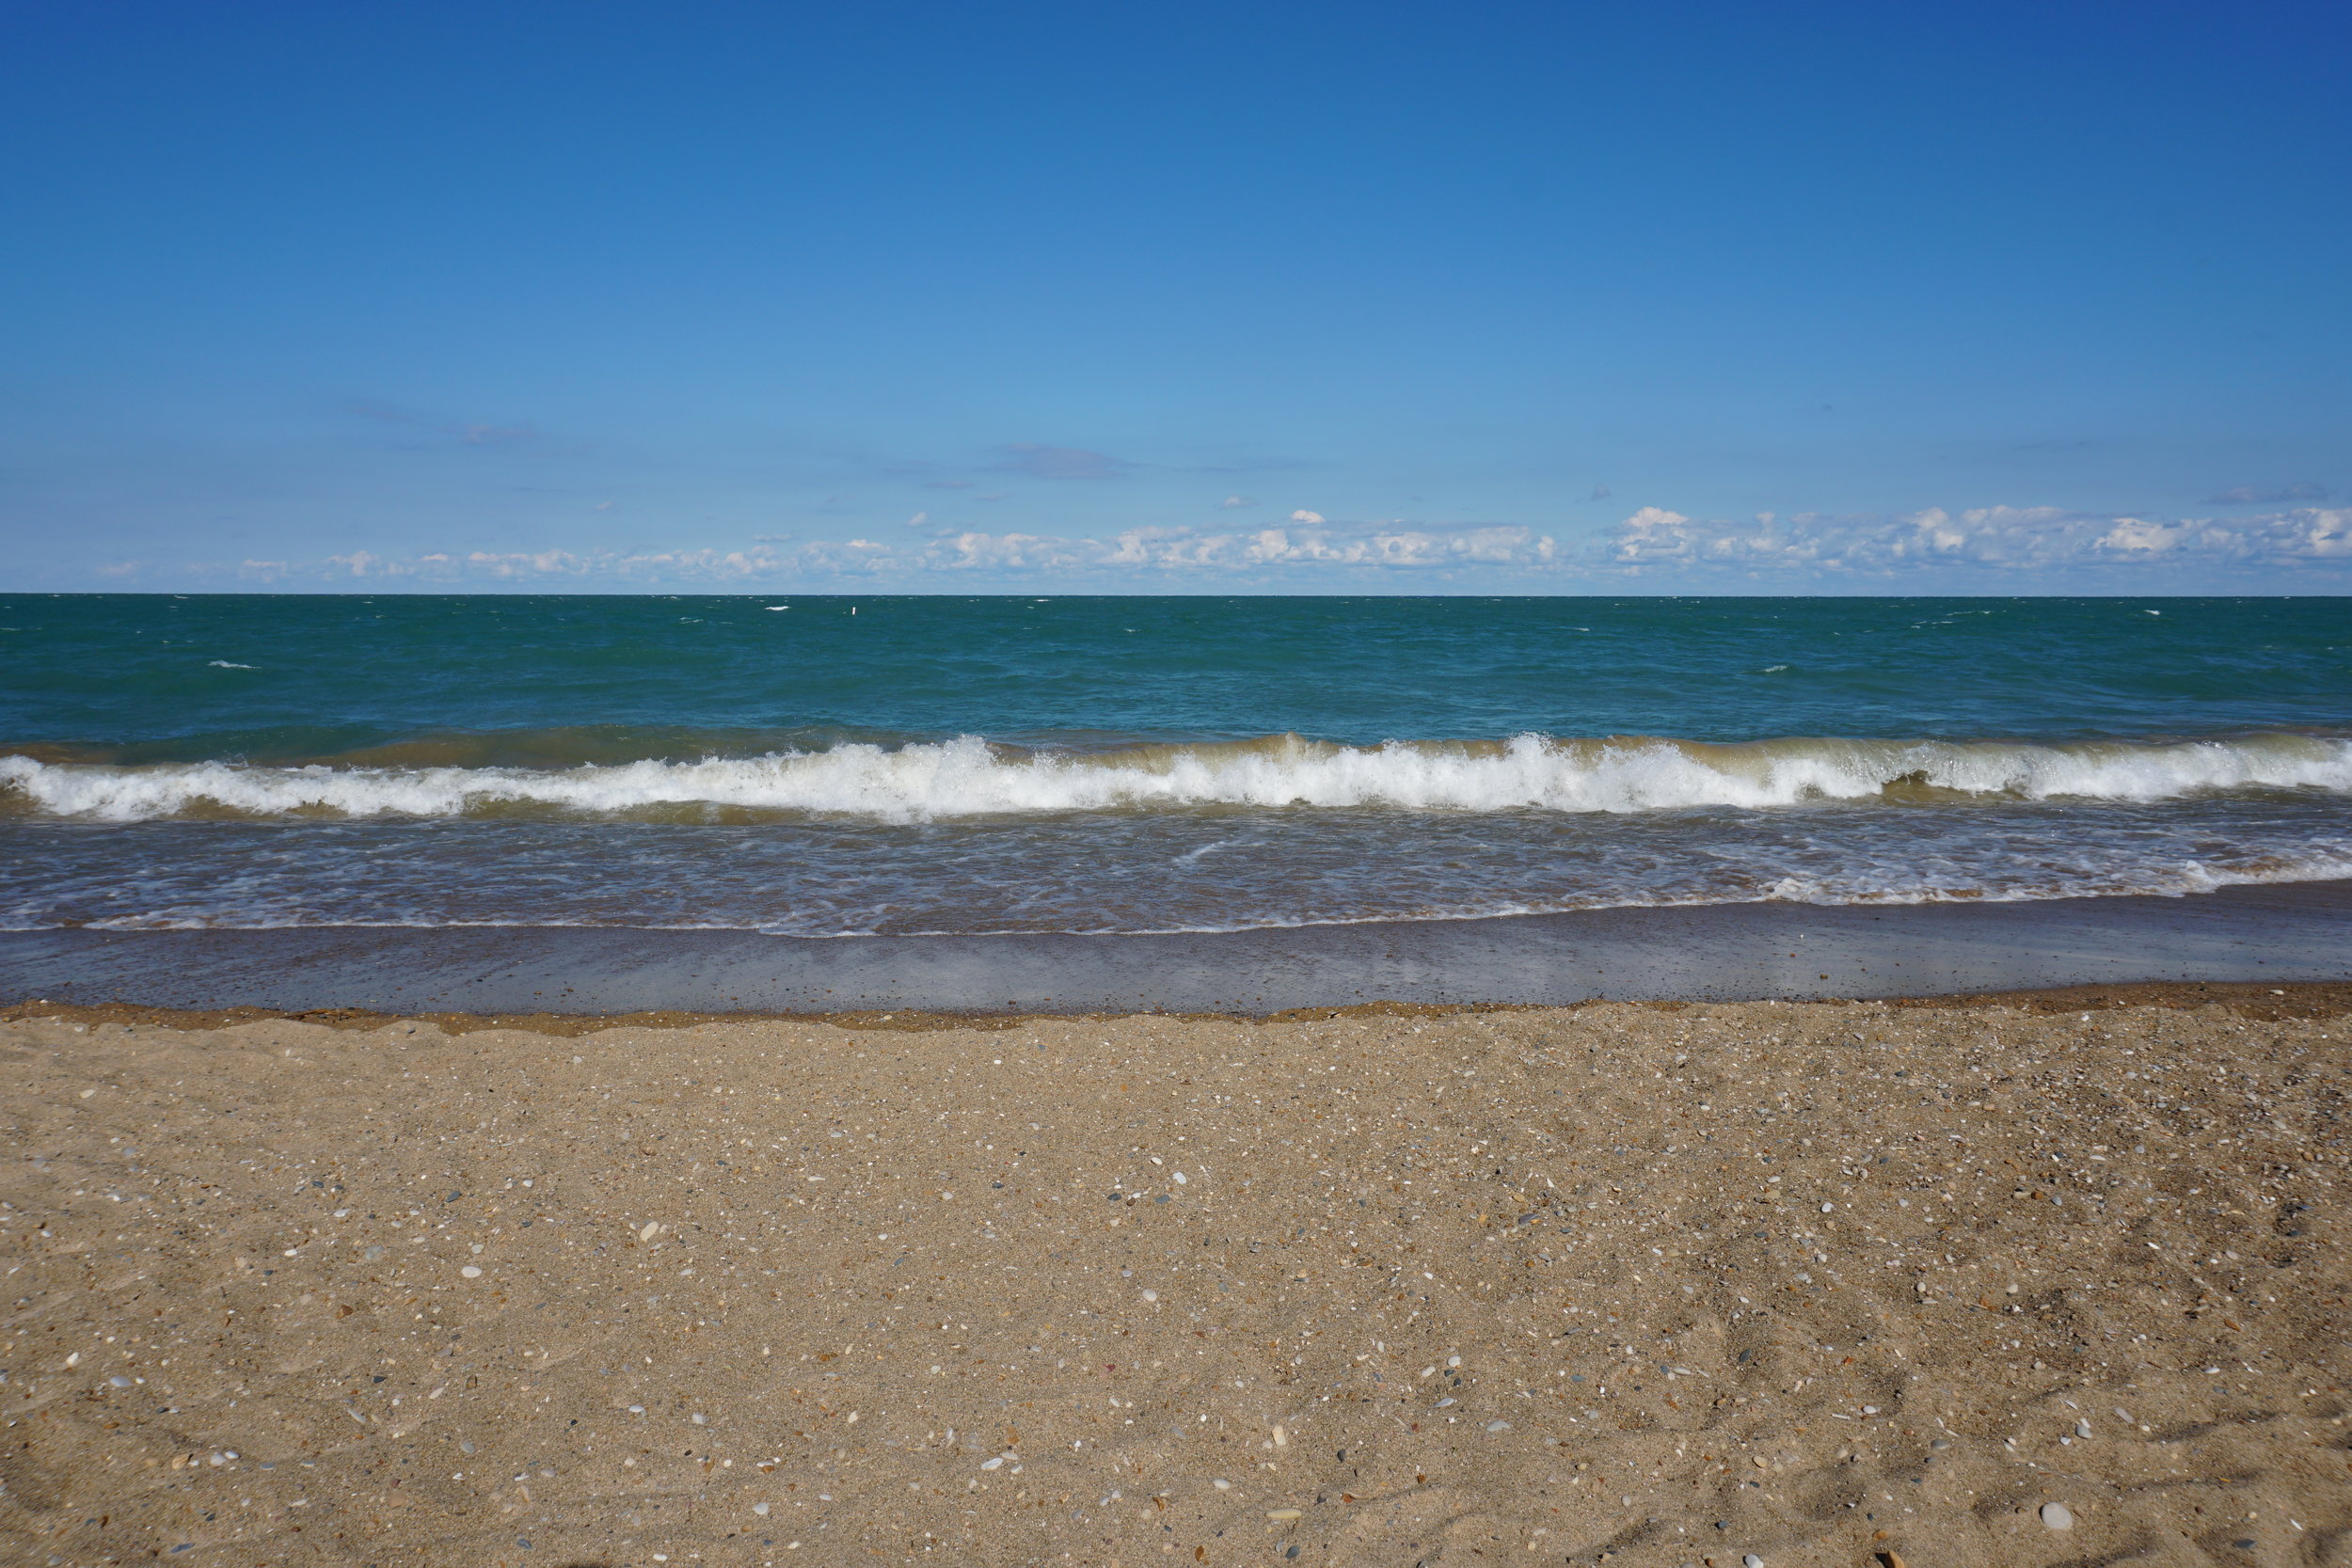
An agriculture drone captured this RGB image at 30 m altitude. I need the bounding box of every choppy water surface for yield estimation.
[3,594,2346,933]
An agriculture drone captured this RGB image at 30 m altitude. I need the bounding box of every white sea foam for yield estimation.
[10,846,2352,937]
[5,732,2351,823]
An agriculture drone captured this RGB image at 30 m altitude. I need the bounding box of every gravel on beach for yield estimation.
[1,989,2347,1566]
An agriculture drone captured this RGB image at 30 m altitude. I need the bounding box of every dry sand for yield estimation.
[2,988,2348,1567]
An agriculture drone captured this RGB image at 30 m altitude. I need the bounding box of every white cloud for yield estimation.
[211,502,2351,589]
[229,520,1563,585]
[1288,509,1325,524]
[930,531,1101,571]
[1598,504,2352,577]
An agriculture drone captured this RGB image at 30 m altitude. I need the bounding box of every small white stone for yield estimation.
[1141,1290,1158,1302]
[980,1456,1004,1470]
[1744,1556,1764,1567]
[460,1265,482,1278]
[752,1502,770,1516]
[1213,1479,1232,1490]
[2074,1418,2092,1438]
[2041,1500,2074,1530]
[1485,1419,1511,1433]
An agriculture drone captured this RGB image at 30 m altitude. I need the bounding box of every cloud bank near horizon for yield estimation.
[87,503,2352,591]
[1600,504,2352,576]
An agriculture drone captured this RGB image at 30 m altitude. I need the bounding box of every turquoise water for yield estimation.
[7,594,2351,751]
[3,594,2348,932]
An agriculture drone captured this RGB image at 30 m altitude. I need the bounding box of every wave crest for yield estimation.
[4,731,2350,823]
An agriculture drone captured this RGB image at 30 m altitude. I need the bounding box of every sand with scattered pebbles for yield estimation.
[2,990,2348,1567]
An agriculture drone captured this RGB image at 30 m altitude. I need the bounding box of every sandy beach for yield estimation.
[1,985,2346,1566]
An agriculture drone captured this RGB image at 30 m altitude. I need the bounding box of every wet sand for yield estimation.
[8,878,2352,1016]
[3,988,2348,1566]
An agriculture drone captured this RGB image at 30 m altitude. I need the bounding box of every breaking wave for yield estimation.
[6,730,2351,823]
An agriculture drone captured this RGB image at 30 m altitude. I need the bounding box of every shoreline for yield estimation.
[5,878,2351,1016]
[7,976,2352,1037]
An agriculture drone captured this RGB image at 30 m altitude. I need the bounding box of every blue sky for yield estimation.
[3,0,2347,592]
